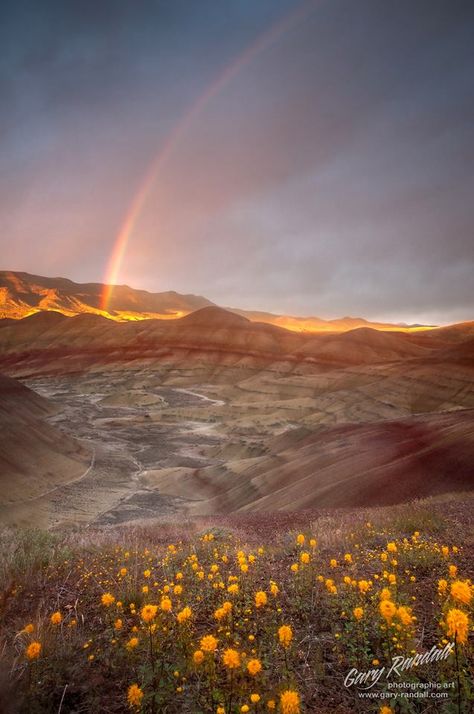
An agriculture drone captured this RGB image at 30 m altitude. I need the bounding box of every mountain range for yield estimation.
[0,270,432,332]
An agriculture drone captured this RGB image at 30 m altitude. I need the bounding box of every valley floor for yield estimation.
[1,358,472,528]
[18,374,232,528]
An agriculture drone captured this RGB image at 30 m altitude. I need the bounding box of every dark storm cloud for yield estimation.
[0,0,473,323]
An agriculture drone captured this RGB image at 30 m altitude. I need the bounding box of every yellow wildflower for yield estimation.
[280,689,300,714]
[278,624,293,648]
[222,648,241,669]
[177,606,192,623]
[200,634,218,653]
[26,641,41,660]
[397,606,413,626]
[160,597,172,612]
[255,591,267,608]
[141,604,158,623]
[127,683,144,709]
[450,580,472,605]
[193,650,204,665]
[247,658,262,675]
[50,611,62,625]
[438,579,448,594]
[379,599,397,623]
[445,608,469,644]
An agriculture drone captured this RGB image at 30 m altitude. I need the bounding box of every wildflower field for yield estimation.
[0,495,473,713]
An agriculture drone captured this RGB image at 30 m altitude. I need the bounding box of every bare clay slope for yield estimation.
[147,410,474,513]
[0,373,90,505]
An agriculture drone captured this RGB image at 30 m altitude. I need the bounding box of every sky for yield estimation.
[1,0,473,324]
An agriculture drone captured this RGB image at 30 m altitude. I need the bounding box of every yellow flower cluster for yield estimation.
[13,525,472,713]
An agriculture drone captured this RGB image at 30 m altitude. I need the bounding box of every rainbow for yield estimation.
[101,0,319,312]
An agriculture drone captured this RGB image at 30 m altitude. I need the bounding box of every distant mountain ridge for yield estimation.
[0,270,213,321]
[0,270,433,333]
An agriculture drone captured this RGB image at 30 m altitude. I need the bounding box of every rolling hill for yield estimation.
[0,304,471,378]
[142,409,474,513]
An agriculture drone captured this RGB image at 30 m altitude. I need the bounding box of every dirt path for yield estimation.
[22,447,96,504]
[174,387,226,407]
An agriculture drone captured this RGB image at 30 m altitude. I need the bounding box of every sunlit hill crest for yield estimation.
[0,271,434,333]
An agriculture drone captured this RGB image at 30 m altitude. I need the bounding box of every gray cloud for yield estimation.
[1,0,473,323]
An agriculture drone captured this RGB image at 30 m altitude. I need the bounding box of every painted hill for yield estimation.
[0,373,90,507]
[144,409,474,513]
[0,306,472,378]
